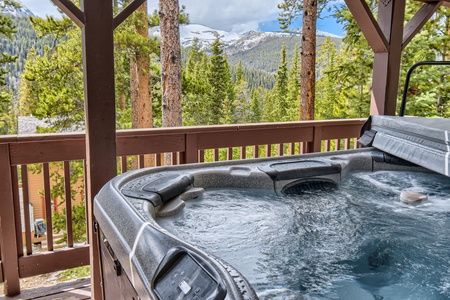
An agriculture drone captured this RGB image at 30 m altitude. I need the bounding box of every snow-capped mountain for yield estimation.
[151,23,342,53]
[0,0,34,17]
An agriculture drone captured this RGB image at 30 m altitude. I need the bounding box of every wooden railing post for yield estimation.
[184,133,198,164]
[0,144,20,296]
[309,125,323,153]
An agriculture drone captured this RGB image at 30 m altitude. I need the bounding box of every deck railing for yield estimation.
[0,118,365,295]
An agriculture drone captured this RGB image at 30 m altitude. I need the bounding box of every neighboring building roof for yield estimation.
[18,116,51,135]
[17,116,84,135]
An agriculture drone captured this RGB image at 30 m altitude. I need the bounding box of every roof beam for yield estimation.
[51,0,85,27]
[113,0,147,29]
[344,0,389,52]
[403,1,442,49]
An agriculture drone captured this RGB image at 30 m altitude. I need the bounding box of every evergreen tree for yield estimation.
[208,38,233,124]
[233,60,249,123]
[400,4,450,117]
[273,44,289,121]
[182,45,210,126]
[0,0,20,134]
[246,85,264,123]
[315,37,343,119]
[262,89,276,122]
[286,44,300,121]
[334,4,373,118]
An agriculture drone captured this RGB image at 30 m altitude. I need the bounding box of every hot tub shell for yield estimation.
[94,116,450,300]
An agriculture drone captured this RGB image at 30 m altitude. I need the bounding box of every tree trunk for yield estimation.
[160,0,182,165]
[130,2,155,167]
[300,0,317,120]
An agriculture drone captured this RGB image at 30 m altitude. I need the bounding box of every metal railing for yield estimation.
[0,118,365,295]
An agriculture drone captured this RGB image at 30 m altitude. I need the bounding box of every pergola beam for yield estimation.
[344,0,389,52]
[113,0,147,29]
[403,2,442,48]
[51,0,85,27]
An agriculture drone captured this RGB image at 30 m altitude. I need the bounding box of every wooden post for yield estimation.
[0,144,20,296]
[81,1,117,299]
[371,0,406,116]
[345,0,440,116]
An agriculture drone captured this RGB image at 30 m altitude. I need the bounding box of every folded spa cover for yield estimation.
[360,115,450,177]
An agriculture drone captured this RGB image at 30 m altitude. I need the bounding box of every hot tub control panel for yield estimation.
[154,247,227,300]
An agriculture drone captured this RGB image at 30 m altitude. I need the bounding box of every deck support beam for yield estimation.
[0,144,20,296]
[345,0,443,116]
[50,0,146,299]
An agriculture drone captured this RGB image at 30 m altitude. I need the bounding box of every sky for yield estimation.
[19,0,344,36]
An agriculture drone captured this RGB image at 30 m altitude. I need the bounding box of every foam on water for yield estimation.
[157,171,450,299]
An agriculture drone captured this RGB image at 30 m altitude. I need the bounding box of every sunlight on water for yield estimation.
[157,171,450,299]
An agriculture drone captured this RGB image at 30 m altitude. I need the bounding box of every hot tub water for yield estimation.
[157,171,450,299]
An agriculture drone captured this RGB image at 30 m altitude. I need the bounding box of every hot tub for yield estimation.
[94,116,450,300]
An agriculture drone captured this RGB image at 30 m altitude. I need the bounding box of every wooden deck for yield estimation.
[0,278,91,300]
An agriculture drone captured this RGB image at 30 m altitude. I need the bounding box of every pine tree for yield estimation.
[233,60,249,123]
[246,85,263,123]
[273,44,289,121]
[208,38,233,124]
[0,0,19,134]
[286,44,300,121]
[334,4,373,118]
[0,0,19,86]
[182,46,210,126]
[315,37,342,119]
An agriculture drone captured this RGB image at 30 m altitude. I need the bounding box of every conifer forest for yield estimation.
[1,1,450,136]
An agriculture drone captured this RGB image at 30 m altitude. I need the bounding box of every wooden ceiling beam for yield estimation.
[51,0,85,27]
[403,1,442,48]
[113,0,146,29]
[344,0,389,52]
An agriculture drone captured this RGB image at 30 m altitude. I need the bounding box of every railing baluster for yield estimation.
[84,160,89,242]
[325,140,330,152]
[277,143,283,156]
[121,156,127,173]
[172,152,178,165]
[345,138,351,150]
[335,139,341,151]
[266,145,271,157]
[11,166,23,258]
[254,145,259,158]
[64,161,73,248]
[43,163,53,252]
[240,146,246,159]
[214,149,219,162]
[301,142,308,154]
[227,148,232,160]
[354,138,359,149]
[21,165,32,255]
[290,143,295,155]
[156,153,162,166]
[138,155,145,169]
[199,150,205,163]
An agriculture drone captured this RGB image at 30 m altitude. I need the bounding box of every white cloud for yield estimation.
[149,0,284,33]
[19,0,285,33]
[19,0,61,17]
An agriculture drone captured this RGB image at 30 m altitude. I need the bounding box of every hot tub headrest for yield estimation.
[258,160,341,181]
[121,173,194,206]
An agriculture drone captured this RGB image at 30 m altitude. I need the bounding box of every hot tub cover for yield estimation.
[361,115,450,177]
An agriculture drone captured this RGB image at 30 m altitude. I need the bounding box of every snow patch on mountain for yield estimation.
[151,23,341,52]
[0,0,34,17]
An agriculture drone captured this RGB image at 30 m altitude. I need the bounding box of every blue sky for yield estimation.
[19,0,344,36]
